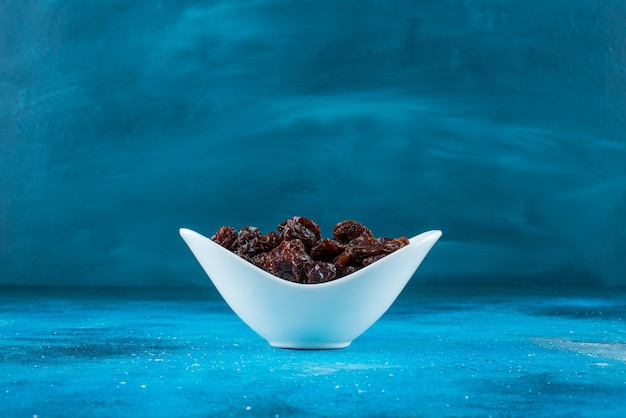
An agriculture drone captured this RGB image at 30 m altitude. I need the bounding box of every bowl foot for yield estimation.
[268,341,352,350]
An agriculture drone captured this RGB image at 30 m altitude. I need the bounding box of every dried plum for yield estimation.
[362,254,387,267]
[210,216,409,284]
[345,236,387,264]
[307,261,338,284]
[310,238,344,261]
[236,226,263,256]
[277,216,321,249]
[333,220,373,243]
[260,239,312,283]
[211,226,238,251]
[381,236,410,252]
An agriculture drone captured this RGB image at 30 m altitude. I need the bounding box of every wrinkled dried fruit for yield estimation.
[236,226,263,256]
[259,239,312,283]
[310,238,344,261]
[381,236,410,252]
[307,261,338,284]
[362,254,387,267]
[211,226,238,251]
[277,216,321,249]
[235,226,280,257]
[333,220,373,243]
[210,216,409,284]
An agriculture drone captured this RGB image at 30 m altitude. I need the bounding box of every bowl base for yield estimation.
[268,341,352,350]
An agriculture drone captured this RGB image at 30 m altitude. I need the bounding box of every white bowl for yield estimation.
[179,228,442,349]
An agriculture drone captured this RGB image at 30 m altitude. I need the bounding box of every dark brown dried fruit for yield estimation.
[341,265,360,277]
[277,216,322,249]
[333,220,373,243]
[211,226,238,250]
[345,236,387,265]
[257,239,313,283]
[332,251,353,276]
[258,231,281,252]
[210,216,409,284]
[310,238,344,261]
[233,226,281,257]
[381,236,410,252]
[362,254,387,267]
[307,261,338,284]
[236,226,263,256]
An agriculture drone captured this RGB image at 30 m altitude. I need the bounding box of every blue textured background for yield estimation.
[1,1,625,287]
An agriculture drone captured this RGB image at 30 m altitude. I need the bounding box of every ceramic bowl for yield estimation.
[180,228,442,349]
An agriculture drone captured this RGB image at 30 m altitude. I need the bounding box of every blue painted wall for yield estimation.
[1,1,625,287]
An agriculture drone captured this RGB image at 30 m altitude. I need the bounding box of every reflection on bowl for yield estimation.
[180,228,442,349]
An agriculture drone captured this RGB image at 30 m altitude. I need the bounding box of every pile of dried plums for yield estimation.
[211,216,409,284]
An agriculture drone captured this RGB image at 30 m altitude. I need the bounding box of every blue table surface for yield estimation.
[1,286,625,417]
